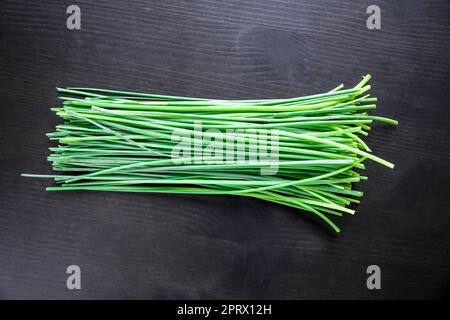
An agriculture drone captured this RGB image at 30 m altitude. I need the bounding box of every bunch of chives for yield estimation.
[23,74,397,233]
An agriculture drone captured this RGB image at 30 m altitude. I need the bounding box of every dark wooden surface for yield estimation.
[1,0,449,299]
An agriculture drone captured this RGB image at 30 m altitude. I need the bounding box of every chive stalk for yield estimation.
[23,75,397,233]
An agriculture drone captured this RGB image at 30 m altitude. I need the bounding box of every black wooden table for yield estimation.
[1,0,449,299]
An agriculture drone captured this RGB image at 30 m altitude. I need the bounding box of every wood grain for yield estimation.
[0,0,449,299]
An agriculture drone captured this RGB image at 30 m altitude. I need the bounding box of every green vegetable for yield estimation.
[23,74,397,233]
